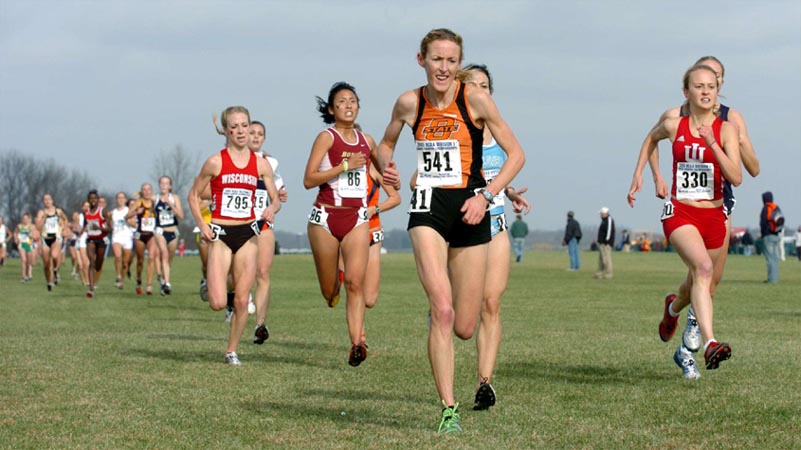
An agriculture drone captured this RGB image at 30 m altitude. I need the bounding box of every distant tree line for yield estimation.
[0,150,97,229]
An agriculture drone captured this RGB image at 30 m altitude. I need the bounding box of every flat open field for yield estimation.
[1,250,799,449]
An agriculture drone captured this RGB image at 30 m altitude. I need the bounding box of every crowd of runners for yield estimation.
[0,28,760,434]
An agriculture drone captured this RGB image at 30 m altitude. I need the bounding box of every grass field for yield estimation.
[1,249,799,449]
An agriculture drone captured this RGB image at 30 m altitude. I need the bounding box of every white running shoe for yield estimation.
[247,294,255,315]
[224,306,234,323]
[673,344,700,379]
[199,279,209,302]
[682,307,701,352]
[224,352,241,366]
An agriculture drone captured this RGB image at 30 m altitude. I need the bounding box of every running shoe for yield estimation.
[163,282,171,295]
[253,323,270,345]
[47,283,53,292]
[224,352,241,366]
[703,341,731,370]
[673,344,701,379]
[437,402,462,434]
[53,269,59,285]
[136,280,142,295]
[659,293,679,342]
[682,307,701,352]
[247,297,255,315]
[327,271,344,308]
[199,279,209,302]
[86,289,95,298]
[473,379,497,411]
[146,285,153,295]
[348,342,368,367]
[224,306,234,323]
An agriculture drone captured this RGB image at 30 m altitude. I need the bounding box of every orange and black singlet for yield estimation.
[411,81,485,190]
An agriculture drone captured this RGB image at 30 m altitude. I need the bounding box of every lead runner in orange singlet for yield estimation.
[376,28,525,433]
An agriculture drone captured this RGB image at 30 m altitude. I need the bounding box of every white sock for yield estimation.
[704,340,717,352]
[668,302,680,318]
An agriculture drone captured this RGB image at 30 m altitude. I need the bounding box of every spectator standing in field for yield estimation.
[759,191,784,283]
[562,211,582,270]
[594,207,615,279]
[510,214,528,263]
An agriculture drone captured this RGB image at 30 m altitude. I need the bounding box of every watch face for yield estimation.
[483,190,493,201]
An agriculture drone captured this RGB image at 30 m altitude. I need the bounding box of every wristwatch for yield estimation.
[478,188,494,202]
[374,206,381,216]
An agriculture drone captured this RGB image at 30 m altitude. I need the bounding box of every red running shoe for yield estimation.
[659,293,679,342]
[704,341,732,370]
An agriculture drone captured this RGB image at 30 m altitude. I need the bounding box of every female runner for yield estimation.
[304,82,374,367]
[188,105,279,365]
[628,63,742,373]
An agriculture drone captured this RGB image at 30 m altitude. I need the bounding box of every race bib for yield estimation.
[416,140,462,187]
[44,216,60,235]
[221,188,253,218]
[114,219,127,233]
[371,230,384,244]
[87,219,102,237]
[141,216,156,232]
[253,189,268,216]
[676,162,714,200]
[337,166,367,198]
[308,205,329,226]
[158,210,175,227]
[409,186,433,213]
[208,223,222,241]
[660,201,675,221]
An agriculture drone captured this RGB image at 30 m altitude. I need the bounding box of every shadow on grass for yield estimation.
[147,333,224,341]
[501,359,672,384]
[299,386,430,404]
[245,399,420,431]
[124,347,222,363]
[269,340,341,352]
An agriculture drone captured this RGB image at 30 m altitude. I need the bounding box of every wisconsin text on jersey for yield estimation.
[220,173,258,185]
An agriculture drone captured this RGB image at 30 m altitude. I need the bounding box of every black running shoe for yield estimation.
[348,342,368,367]
[253,324,270,345]
[473,380,497,411]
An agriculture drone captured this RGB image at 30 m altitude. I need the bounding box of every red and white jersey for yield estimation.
[85,207,107,239]
[315,128,371,208]
[671,116,724,202]
[211,148,258,221]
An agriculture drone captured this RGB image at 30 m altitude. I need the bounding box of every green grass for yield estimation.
[1,250,799,449]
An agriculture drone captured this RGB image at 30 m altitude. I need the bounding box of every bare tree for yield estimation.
[0,150,98,228]
[150,144,200,199]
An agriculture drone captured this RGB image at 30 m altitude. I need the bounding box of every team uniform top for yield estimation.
[0,224,7,244]
[43,211,61,239]
[155,195,178,228]
[366,175,381,229]
[482,138,507,216]
[211,149,258,221]
[112,207,133,237]
[411,81,485,190]
[85,207,107,239]
[315,128,372,208]
[681,103,735,206]
[18,225,32,244]
[671,116,724,202]
[135,199,157,235]
[251,151,281,219]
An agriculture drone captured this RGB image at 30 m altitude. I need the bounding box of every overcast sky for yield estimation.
[1,0,799,234]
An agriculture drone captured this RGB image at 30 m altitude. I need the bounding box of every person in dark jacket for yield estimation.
[594,207,615,279]
[562,211,582,270]
[759,191,783,283]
